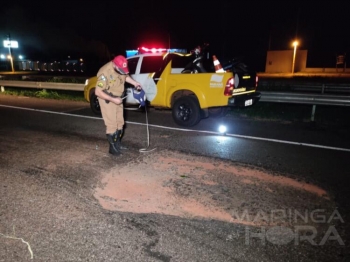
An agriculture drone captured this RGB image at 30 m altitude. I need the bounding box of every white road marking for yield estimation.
[1,104,350,152]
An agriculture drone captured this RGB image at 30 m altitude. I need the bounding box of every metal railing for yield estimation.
[291,84,350,94]
[260,92,350,106]
[1,80,350,108]
[259,81,350,94]
[0,80,84,91]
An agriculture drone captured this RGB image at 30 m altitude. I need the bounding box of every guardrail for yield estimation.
[0,80,85,91]
[260,92,350,106]
[259,81,350,94]
[1,80,350,115]
[259,91,350,121]
[292,84,350,94]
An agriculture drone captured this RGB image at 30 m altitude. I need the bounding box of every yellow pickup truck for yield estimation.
[84,52,260,127]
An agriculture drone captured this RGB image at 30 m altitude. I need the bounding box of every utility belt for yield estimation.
[103,89,125,104]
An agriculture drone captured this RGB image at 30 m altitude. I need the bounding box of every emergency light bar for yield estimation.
[140,47,167,53]
[125,47,188,57]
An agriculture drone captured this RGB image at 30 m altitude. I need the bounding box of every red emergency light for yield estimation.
[139,47,167,53]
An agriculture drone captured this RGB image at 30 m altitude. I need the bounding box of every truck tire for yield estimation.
[208,106,229,118]
[90,90,101,115]
[172,96,201,127]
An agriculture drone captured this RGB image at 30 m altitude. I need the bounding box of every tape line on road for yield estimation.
[1,104,350,153]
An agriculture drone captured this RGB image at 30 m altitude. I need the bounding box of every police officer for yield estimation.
[95,55,141,156]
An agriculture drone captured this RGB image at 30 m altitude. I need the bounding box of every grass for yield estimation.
[227,103,350,126]
[45,77,85,84]
[3,75,86,84]
[228,103,312,121]
[1,87,86,102]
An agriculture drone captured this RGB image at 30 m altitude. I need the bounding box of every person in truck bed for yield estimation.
[95,55,141,156]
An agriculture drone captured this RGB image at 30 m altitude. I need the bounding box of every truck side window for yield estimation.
[140,56,164,73]
[127,57,139,74]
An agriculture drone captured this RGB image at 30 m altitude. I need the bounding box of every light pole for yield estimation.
[6,55,14,72]
[3,34,18,73]
[7,35,14,72]
[292,40,298,74]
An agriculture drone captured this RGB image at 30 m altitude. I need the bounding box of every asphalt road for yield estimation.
[0,95,349,261]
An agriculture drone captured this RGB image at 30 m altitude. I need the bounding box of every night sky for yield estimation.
[1,1,350,71]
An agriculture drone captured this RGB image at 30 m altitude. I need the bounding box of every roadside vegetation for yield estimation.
[0,75,86,101]
[1,87,85,101]
[227,102,350,126]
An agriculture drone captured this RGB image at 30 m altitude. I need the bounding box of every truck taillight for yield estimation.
[255,75,258,88]
[224,77,234,96]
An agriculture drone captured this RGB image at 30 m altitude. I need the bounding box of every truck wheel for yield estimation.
[208,107,229,118]
[90,90,101,115]
[172,96,201,127]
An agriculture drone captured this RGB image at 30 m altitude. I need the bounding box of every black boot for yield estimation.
[106,133,121,155]
[115,129,128,150]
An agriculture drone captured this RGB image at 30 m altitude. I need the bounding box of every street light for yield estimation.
[292,40,299,74]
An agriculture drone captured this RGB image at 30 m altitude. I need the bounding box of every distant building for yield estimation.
[265,50,349,74]
[265,50,307,73]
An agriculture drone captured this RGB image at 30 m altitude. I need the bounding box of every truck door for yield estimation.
[135,55,164,102]
[125,56,140,105]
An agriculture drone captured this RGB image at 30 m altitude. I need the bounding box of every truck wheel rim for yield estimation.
[178,104,192,121]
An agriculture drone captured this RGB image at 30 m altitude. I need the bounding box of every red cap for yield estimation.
[112,55,129,74]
